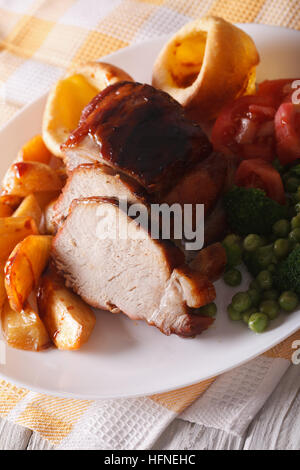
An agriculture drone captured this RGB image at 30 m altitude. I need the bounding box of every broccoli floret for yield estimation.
[274,247,300,295]
[223,186,288,236]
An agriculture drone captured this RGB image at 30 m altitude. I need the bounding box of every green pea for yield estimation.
[231,292,252,313]
[295,202,300,214]
[256,270,273,290]
[247,288,261,307]
[262,289,279,301]
[289,228,300,243]
[223,268,242,287]
[248,313,269,333]
[256,245,274,268]
[279,291,299,312]
[242,308,257,324]
[272,219,290,238]
[249,279,262,292]
[259,300,280,320]
[291,214,300,229]
[198,302,217,317]
[273,238,290,259]
[223,243,243,268]
[285,176,300,193]
[223,234,242,247]
[243,234,264,252]
[227,304,242,321]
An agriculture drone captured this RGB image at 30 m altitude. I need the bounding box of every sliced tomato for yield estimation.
[275,102,300,165]
[235,158,286,204]
[211,95,276,162]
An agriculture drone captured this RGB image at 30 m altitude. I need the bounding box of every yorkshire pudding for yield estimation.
[152,16,259,122]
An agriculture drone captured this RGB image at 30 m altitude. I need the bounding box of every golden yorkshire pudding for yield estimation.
[43,62,133,157]
[152,16,259,122]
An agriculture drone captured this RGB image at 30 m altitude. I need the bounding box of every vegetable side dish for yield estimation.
[216,78,300,332]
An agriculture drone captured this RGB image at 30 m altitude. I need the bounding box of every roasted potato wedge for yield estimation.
[2,161,63,197]
[13,194,43,230]
[38,274,96,350]
[0,217,38,263]
[1,300,51,351]
[0,201,13,217]
[5,235,52,312]
[0,195,22,217]
[18,135,52,164]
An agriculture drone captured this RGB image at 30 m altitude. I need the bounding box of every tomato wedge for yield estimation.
[212,78,300,164]
[275,102,300,165]
[235,158,286,204]
[257,79,299,107]
[211,95,276,162]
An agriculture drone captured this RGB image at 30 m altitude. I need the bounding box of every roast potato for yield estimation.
[152,16,259,121]
[0,200,13,217]
[37,273,96,350]
[13,194,43,230]
[5,235,52,312]
[0,216,38,263]
[0,195,22,217]
[43,61,133,157]
[18,135,52,165]
[2,161,63,197]
[1,300,51,351]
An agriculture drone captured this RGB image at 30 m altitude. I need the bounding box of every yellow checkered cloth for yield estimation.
[0,0,299,448]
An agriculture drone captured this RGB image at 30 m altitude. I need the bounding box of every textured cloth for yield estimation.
[0,0,299,449]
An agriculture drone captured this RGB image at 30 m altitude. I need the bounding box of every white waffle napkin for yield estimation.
[53,357,290,449]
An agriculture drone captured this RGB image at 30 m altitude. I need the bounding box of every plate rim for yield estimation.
[0,318,299,400]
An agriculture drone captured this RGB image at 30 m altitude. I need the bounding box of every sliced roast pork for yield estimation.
[52,163,148,229]
[62,81,212,195]
[52,197,216,337]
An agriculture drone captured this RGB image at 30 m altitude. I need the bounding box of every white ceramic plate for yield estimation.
[0,24,299,399]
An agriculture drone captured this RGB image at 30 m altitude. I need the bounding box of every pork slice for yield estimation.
[163,152,228,217]
[63,134,100,172]
[52,197,215,337]
[62,81,212,193]
[52,163,148,229]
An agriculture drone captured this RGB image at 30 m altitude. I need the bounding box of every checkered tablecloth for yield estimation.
[0,0,299,450]
[0,0,299,127]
